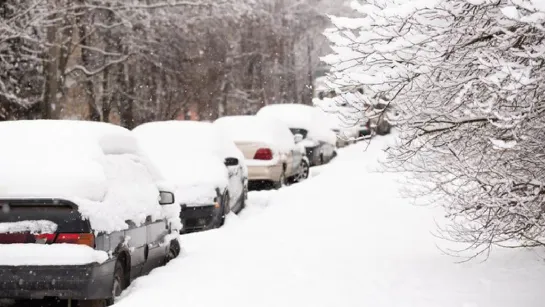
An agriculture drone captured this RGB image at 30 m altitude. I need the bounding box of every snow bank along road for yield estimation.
[115,135,545,307]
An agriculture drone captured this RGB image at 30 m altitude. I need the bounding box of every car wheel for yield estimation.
[297,159,310,182]
[165,239,181,264]
[77,260,126,307]
[239,190,246,212]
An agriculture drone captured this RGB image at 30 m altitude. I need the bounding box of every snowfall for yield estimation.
[112,134,545,307]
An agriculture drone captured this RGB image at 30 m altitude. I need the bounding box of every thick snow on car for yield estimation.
[133,121,248,233]
[257,104,337,166]
[214,115,307,190]
[0,120,180,306]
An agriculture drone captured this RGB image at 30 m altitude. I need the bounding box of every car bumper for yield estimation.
[180,205,220,233]
[0,261,115,300]
[247,164,282,181]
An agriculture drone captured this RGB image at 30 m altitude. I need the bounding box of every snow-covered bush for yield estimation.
[325,0,545,256]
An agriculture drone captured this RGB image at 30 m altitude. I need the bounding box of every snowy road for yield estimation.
[114,135,545,307]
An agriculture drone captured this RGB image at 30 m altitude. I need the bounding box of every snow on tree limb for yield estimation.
[326,0,545,258]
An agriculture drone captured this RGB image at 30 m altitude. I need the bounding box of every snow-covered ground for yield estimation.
[114,135,545,307]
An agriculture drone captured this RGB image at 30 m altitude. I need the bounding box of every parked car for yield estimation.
[257,104,337,166]
[0,120,180,307]
[133,121,248,233]
[356,118,373,139]
[214,115,307,190]
[320,111,360,148]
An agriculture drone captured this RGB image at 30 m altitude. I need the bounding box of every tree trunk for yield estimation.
[42,5,59,119]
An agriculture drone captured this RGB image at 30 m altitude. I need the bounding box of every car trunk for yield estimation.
[234,142,269,160]
[0,199,91,245]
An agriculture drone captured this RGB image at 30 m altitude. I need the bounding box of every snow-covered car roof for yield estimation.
[133,121,234,205]
[256,104,337,145]
[0,120,173,233]
[214,115,296,154]
[134,121,244,160]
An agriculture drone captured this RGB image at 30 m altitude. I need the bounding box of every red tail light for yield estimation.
[55,233,95,247]
[254,148,273,160]
[0,233,34,244]
[0,232,94,247]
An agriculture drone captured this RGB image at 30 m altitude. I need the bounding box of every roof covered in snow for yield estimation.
[0,120,172,233]
[256,104,337,145]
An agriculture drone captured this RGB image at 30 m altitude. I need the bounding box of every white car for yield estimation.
[214,116,308,190]
[133,121,248,232]
[257,104,338,166]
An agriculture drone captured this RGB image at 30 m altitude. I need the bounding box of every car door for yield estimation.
[123,220,148,280]
[143,215,169,274]
[290,147,302,176]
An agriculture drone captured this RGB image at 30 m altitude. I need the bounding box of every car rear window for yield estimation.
[0,203,90,233]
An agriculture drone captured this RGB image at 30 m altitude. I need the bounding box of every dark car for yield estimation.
[132,121,249,234]
[0,120,181,306]
[0,195,179,306]
[291,128,336,166]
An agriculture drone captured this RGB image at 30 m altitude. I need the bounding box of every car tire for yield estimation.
[238,190,246,212]
[165,239,181,264]
[297,159,310,182]
[77,260,126,307]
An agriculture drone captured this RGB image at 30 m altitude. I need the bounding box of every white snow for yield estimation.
[0,244,108,266]
[133,121,231,206]
[256,104,338,145]
[0,221,57,234]
[501,6,520,20]
[215,116,296,153]
[113,135,545,307]
[0,120,173,233]
[490,138,517,149]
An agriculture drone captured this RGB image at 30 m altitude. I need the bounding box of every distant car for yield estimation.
[0,120,180,306]
[133,121,247,233]
[356,118,372,139]
[257,104,337,166]
[214,115,307,190]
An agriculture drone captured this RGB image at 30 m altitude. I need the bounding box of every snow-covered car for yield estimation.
[0,120,180,306]
[133,121,248,232]
[214,115,308,190]
[257,104,337,166]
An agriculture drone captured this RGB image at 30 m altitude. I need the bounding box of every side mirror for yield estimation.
[159,191,175,205]
[294,134,304,144]
[224,157,239,166]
